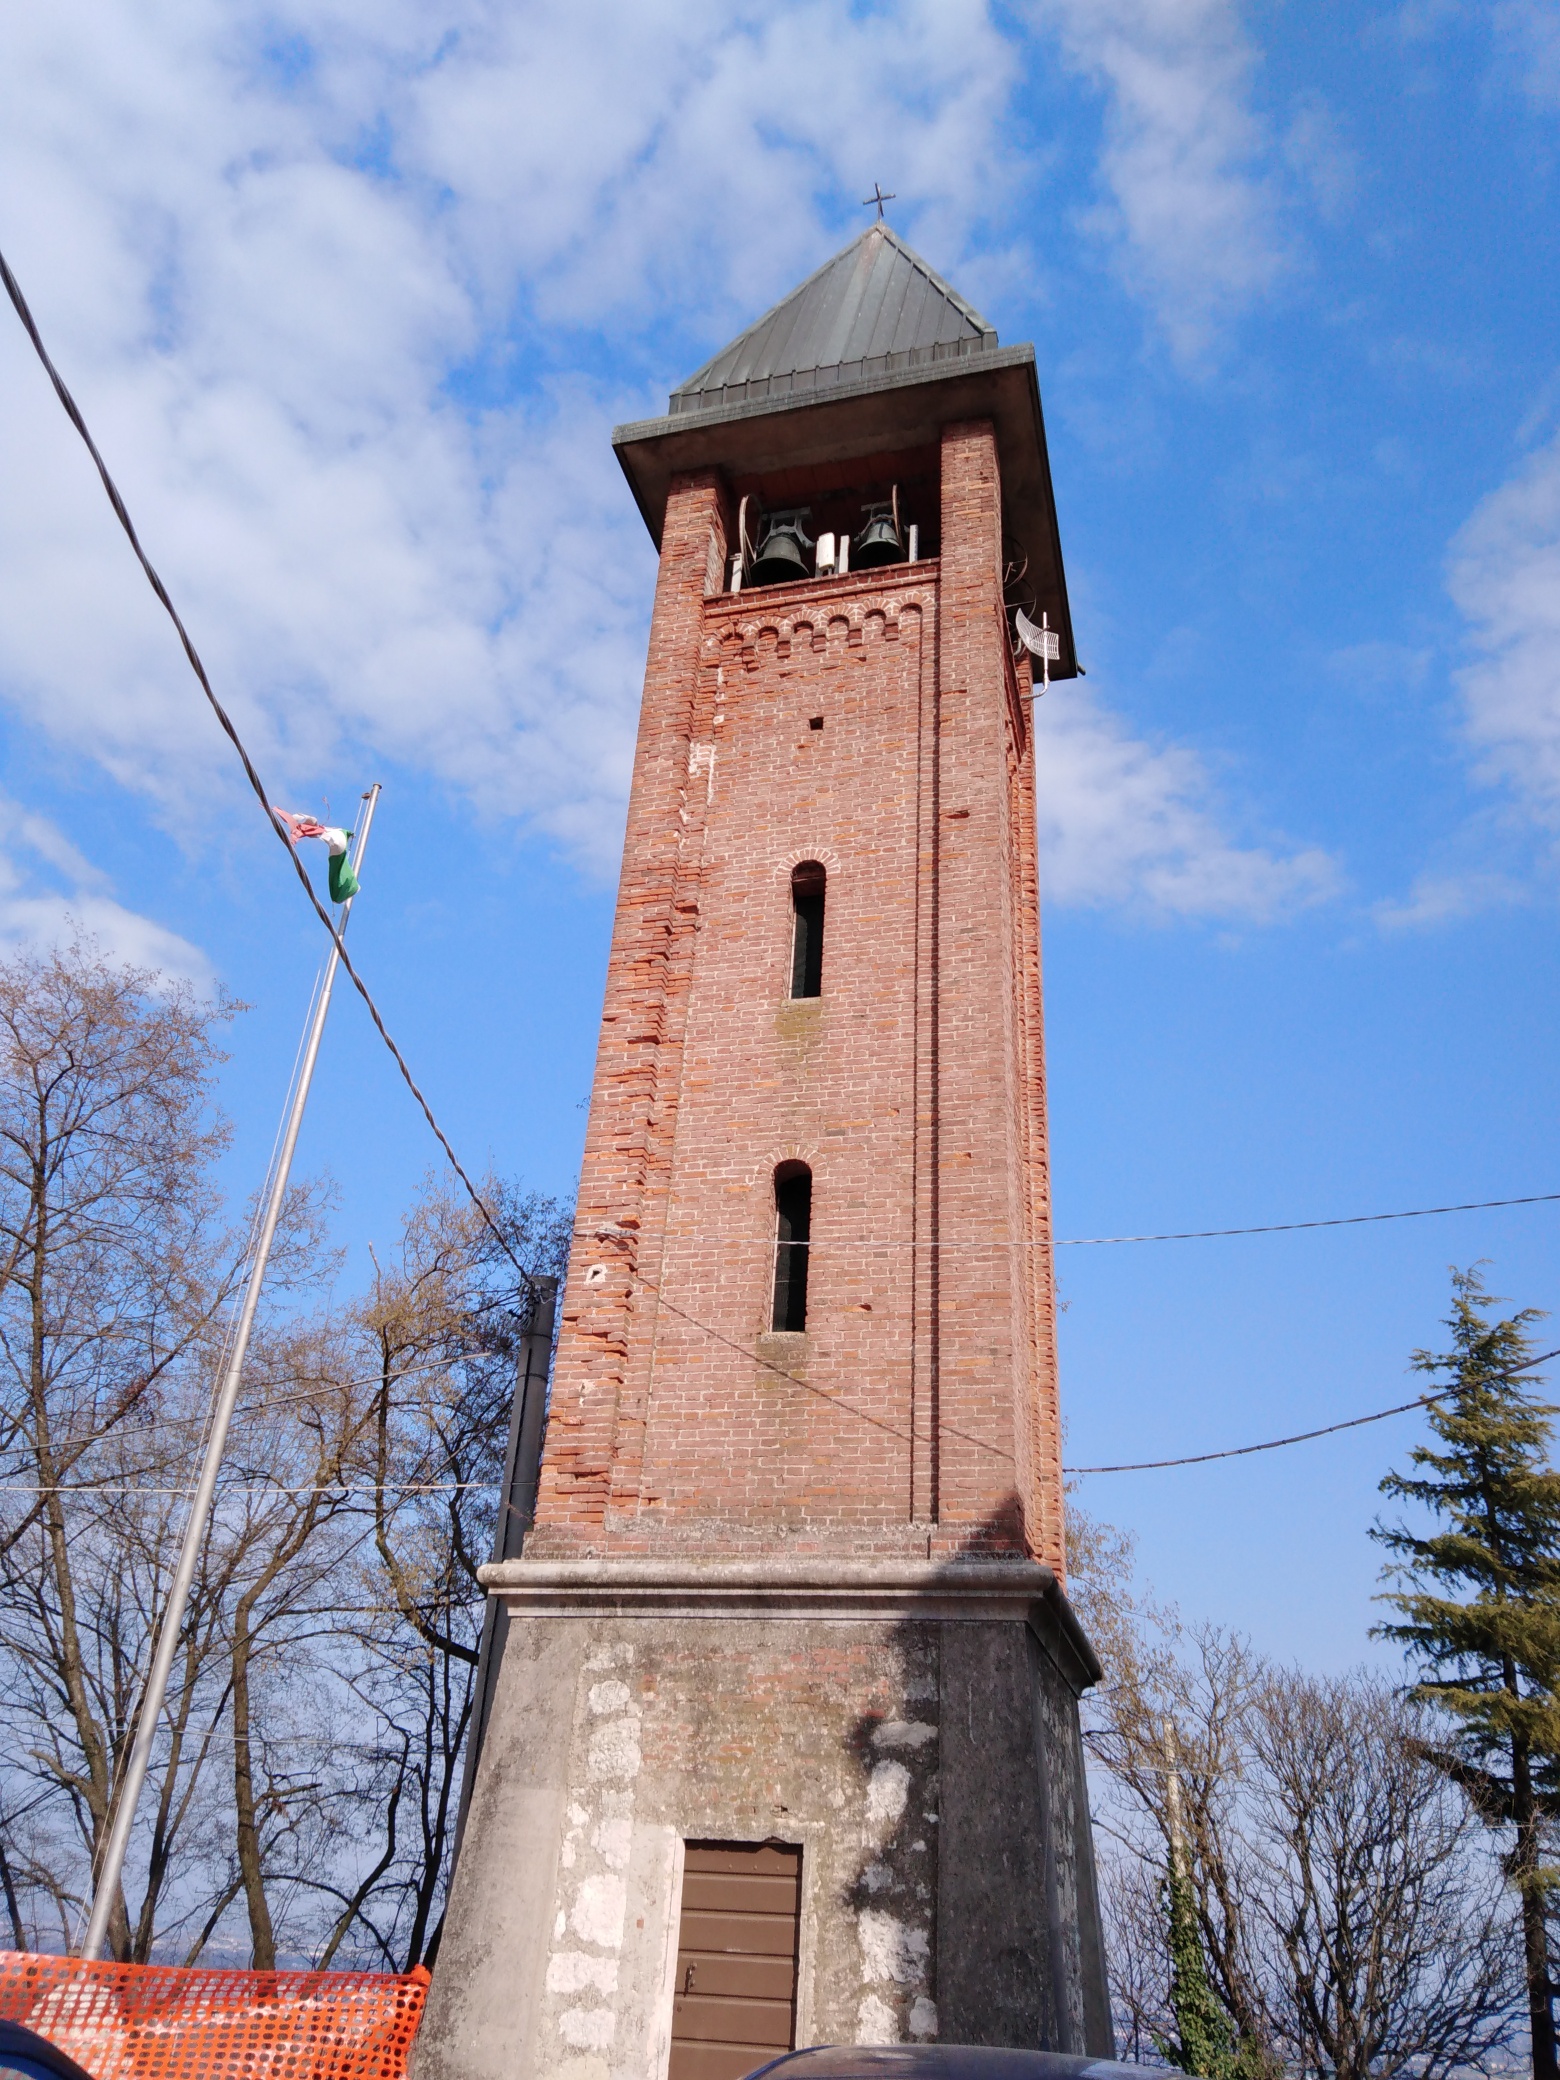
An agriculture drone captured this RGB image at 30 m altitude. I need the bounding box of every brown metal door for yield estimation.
[668,1841,802,2080]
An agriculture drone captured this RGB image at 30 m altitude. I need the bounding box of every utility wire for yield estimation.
[1068,1345,1560,1475]
[574,1189,1560,1255]
[0,229,1006,1488]
[595,1239,1016,1469]
[17,1353,508,1454]
[27,1325,1560,1512]
[1055,1190,1560,1248]
[0,240,520,1278]
[11,242,1557,1489]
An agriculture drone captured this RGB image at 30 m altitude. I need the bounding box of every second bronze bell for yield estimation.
[853,492,905,570]
[750,510,815,587]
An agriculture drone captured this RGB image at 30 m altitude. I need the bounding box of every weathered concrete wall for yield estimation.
[414,1567,1111,2080]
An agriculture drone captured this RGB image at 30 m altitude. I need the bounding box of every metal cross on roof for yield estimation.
[861,182,896,220]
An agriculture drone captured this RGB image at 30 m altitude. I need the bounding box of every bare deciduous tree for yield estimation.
[339,1174,569,1968]
[0,941,566,1967]
[1071,1508,1520,2075]
[1244,1671,1515,2080]
[0,941,242,1955]
[213,1315,380,1970]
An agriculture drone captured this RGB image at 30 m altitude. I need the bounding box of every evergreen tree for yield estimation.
[1374,1266,1560,2080]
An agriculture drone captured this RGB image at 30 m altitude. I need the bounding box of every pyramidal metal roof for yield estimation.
[668,223,998,419]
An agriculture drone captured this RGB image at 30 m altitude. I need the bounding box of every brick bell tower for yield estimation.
[417,224,1112,2080]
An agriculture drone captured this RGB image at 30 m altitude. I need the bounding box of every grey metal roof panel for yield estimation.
[858,240,909,360]
[669,223,997,417]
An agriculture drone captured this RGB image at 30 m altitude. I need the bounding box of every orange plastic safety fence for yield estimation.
[0,1952,430,2080]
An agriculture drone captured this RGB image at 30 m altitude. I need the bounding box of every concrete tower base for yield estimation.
[413,1560,1112,2080]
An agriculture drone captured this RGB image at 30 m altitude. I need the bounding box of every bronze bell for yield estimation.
[750,511,814,587]
[853,493,904,570]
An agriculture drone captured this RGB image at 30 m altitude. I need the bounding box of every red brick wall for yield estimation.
[530,423,1065,1576]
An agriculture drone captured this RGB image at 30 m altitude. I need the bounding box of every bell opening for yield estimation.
[724,460,936,593]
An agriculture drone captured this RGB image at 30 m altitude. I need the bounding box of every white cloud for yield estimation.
[1022,0,1288,364]
[1032,688,1339,919]
[0,800,210,982]
[1493,2,1560,105]
[0,0,1327,923]
[0,0,1027,877]
[382,0,1023,327]
[1396,1,1560,105]
[1326,641,1432,700]
[1447,429,1560,831]
[1282,98,1358,226]
[1372,868,1527,933]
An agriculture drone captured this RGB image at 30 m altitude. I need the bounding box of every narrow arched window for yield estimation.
[790,863,826,999]
[771,1162,812,1332]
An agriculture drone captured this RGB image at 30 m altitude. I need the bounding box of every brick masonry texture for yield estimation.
[531,421,1064,1574]
[416,404,1113,2080]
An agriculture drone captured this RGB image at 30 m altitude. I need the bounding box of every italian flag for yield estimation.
[273,808,361,903]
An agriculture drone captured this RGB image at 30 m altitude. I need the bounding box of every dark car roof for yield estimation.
[0,2019,97,2080]
[746,2051,1144,2080]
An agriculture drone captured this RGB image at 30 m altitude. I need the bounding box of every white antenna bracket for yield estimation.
[1014,608,1061,695]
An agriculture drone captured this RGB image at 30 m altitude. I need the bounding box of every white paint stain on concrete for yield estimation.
[547,1953,619,1996]
[858,1909,930,1984]
[909,1997,939,2039]
[593,1815,632,1870]
[866,1760,910,1825]
[585,1644,633,1670]
[588,1719,643,1782]
[543,1646,647,2072]
[558,2009,616,2050]
[857,1994,898,2044]
[871,1721,937,1750]
[572,1873,628,1950]
[552,2058,609,2080]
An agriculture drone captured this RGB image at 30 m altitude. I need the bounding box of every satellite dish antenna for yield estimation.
[1014,608,1061,694]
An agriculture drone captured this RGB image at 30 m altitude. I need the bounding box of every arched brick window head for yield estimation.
[771,1162,812,1332]
[790,862,826,999]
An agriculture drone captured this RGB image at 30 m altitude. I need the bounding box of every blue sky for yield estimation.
[2,0,1559,1671]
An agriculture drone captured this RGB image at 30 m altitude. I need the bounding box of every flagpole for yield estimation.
[81,785,381,1960]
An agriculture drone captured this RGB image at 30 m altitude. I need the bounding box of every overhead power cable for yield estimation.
[574,1189,1560,1255]
[0,241,519,1277]
[582,1227,1019,1469]
[11,242,1557,1494]
[0,239,1013,1480]
[25,1351,507,1454]
[1055,1190,1560,1248]
[1068,1345,1560,1475]
[34,1339,1558,1490]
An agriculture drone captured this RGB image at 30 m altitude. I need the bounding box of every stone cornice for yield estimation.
[479,1556,1101,1694]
